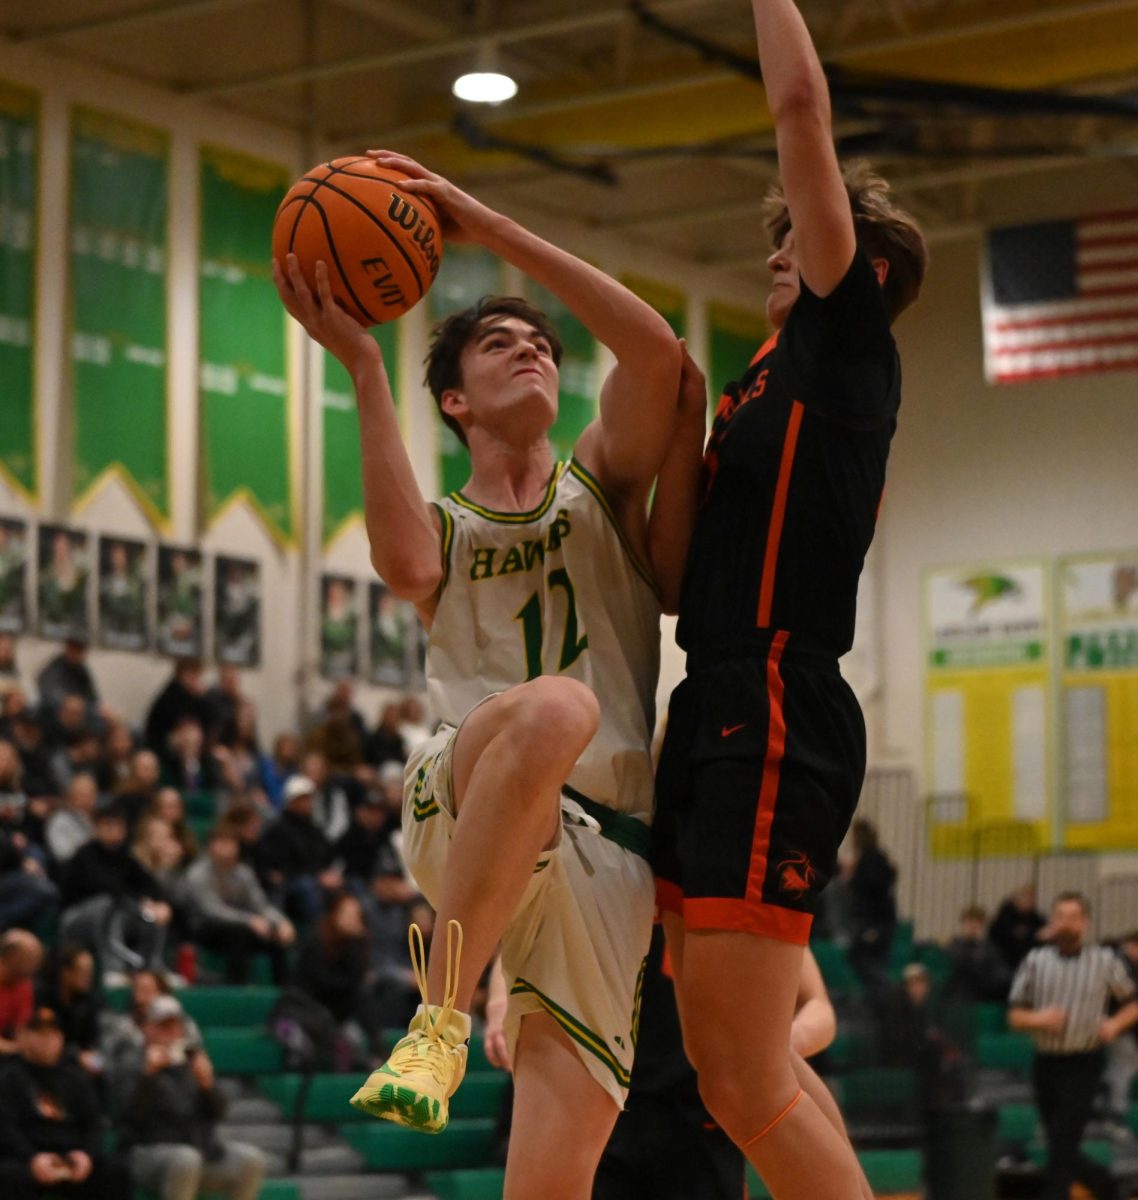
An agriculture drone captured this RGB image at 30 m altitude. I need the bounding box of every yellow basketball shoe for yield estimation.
[349,920,468,1134]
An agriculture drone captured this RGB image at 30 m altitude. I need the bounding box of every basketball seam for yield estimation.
[300,172,428,297]
[279,190,381,325]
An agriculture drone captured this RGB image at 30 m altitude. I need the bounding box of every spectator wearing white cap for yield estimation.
[254,777,340,924]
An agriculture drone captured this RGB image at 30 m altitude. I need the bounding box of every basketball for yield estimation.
[272,157,444,326]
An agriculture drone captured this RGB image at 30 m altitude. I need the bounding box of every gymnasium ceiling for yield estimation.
[3,0,1138,276]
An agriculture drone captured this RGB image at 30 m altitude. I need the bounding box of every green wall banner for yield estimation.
[70,109,169,523]
[427,245,503,497]
[622,275,687,339]
[199,147,293,544]
[0,83,37,501]
[708,302,766,410]
[524,281,598,463]
[323,323,399,545]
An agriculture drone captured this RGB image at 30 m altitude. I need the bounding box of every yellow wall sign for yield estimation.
[1059,553,1138,850]
[924,561,1053,856]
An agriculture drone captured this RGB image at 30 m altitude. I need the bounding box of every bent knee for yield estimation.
[697,1067,800,1145]
[510,677,600,751]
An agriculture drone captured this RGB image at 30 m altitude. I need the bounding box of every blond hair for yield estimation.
[761,162,928,322]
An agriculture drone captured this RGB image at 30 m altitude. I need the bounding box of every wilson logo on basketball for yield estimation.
[777,852,816,896]
[387,196,441,279]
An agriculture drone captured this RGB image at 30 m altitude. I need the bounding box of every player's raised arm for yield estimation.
[647,344,708,615]
[273,256,442,605]
[753,0,856,298]
[370,151,682,494]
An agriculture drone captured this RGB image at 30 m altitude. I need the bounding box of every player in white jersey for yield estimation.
[273,151,681,1200]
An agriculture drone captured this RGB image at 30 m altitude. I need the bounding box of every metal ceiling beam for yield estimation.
[325,0,449,40]
[326,68,735,144]
[6,0,257,41]
[186,0,721,97]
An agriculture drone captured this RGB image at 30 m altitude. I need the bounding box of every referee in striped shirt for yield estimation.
[1009,891,1138,1200]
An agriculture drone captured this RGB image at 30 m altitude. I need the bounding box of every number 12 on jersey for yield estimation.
[514,567,589,680]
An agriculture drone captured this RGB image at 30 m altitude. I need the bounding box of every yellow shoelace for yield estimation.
[388,919,464,1085]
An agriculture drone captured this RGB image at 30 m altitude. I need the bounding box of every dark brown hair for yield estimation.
[424,296,563,448]
[761,161,928,323]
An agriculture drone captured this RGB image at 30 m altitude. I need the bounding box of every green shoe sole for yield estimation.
[349,1081,447,1134]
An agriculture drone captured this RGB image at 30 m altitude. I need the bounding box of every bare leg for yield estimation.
[677,930,863,1200]
[790,1054,872,1200]
[427,676,599,1010]
[504,1012,619,1200]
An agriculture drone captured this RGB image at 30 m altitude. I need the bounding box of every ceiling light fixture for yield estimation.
[453,41,517,105]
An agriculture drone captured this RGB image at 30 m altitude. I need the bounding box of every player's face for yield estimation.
[766,230,801,329]
[448,316,559,442]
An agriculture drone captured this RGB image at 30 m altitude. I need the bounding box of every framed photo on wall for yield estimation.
[320,574,359,680]
[369,581,409,688]
[36,524,90,642]
[157,545,204,658]
[214,555,261,667]
[97,535,150,652]
[0,517,29,635]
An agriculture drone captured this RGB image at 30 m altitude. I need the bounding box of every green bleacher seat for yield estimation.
[203,1028,283,1073]
[424,1168,506,1200]
[1029,1140,1112,1169]
[183,790,220,819]
[197,948,276,985]
[977,1032,1034,1074]
[181,986,279,1027]
[746,1163,770,1199]
[1127,1101,1138,1133]
[340,1118,496,1171]
[810,940,861,994]
[996,1102,1037,1147]
[750,1148,923,1197]
[859,1148,923,1194]
[839,1067,917,1118]
[913,942,952,986]
[826,1027,878,1071]
[260,1071,506,1122]
[257,1182,301,1200]
[974,1001,1007,1036]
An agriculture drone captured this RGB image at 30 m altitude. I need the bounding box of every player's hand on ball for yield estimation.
[366,150,492,245]
[272,254,382,379]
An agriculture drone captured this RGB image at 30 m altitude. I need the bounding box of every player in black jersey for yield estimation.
[648,2,928,1198]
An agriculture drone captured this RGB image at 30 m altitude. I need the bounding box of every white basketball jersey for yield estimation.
[427,459,660,823]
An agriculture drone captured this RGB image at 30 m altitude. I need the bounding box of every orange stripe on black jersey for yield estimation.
[756,401,804,629]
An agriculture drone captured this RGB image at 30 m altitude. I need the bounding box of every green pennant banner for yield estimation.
[524,281,599,462]
[323,322,399,545]
[70,109,169,523]
[199,146,292,543]
[0,83,37,501]
[427,245,503,497]
[708,301,767,409]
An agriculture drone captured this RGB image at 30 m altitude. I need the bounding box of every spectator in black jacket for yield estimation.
[35,642,99,719]
[35,945,103,1077]
[144,661,209,758]
[255,777,339,923]
[116,996,264,1200]
[0,1006,130,1200]
[945,905,1011,1003]
[363,702,406,769]
[59,804,171,979]
[0,749,57,931]
[291,891,375,1065]
[846,818,898,992]
[989,883,1048,973]
[7,712,54,803]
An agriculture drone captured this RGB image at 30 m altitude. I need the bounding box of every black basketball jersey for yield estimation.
[677,249,901,657]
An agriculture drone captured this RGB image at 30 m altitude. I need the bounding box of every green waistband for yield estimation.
[561,784,651,860]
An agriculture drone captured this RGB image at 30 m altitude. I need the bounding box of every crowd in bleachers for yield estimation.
[0,640,439,1199]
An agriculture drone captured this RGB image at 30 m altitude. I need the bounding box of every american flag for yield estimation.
[981,210,1138,384]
